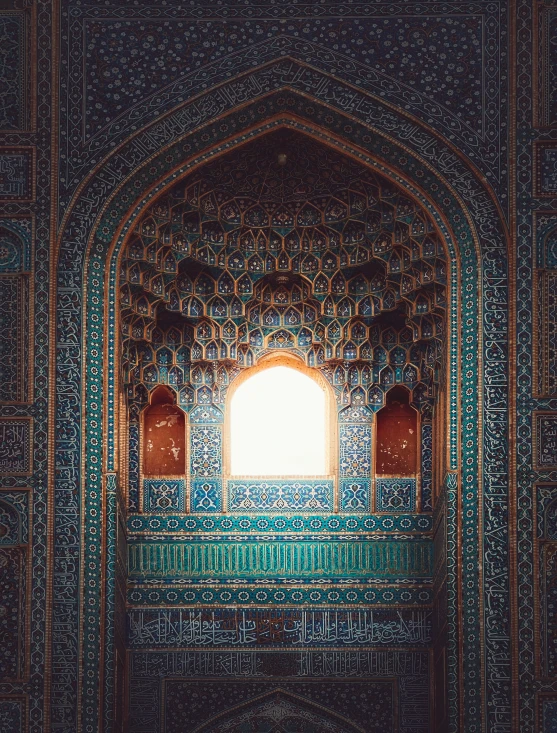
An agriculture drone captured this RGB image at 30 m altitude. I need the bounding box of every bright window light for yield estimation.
[230,365,327,476]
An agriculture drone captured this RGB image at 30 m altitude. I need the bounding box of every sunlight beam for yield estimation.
[230,365,327,476]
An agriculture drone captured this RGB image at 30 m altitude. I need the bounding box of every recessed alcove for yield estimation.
[375,386,418,476]
[142,385,186,477]
[120,128,447,516]
[96,116,468,733]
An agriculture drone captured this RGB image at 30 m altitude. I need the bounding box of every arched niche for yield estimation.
[375,386,418,476]
[142,385,186,477]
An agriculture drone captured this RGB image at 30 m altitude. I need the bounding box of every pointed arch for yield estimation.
[54,68,511,731]
[193,688,366,733]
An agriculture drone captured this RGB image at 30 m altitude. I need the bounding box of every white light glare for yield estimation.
[230,365,327,476]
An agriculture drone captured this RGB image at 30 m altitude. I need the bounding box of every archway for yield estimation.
[54,76,509,732]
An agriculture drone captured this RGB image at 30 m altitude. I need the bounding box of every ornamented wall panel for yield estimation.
[0,698,26,733]
[0,149,33,201]
[535,1,557,128]
[128,649,430,733]
[60,45,503,729]
[0,10,30,132]
[0,491,30,684]
[535,213,557,397]
[0,419,32,475]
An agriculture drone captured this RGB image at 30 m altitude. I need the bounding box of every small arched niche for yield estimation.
[227,355,332,477]
[142,385,186,477]
[375,386,418,476]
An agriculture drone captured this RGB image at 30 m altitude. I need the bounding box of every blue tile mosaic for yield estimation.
[340,479,370,512]
[190,479,222,513]
[376,478,417,513]
[339,424,371,478]
[190,426,221,478]
[144,479,184,513]
[228,480,333,512]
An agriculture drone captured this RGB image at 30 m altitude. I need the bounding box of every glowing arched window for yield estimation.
[230,363,328,476]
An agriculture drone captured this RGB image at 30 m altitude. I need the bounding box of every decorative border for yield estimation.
[532,210,557,398]
[0,695,28,733]
[0,417,33,476]
[127,512,433,535]
[0,147,34,202]
[0,8,34,133]
[533,1,557,130]
[536,692,557,733]
[227,480,334,513]
[127,584,433,607]
[533,412,557,471]
[533,141,557,198]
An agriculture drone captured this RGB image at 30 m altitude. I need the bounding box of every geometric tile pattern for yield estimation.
[164,681,395,733]
[0,13,27,130]
[542,699,557,733]
[127,585,432,607]
[339,424,371,477]
[0,700,23,733]
[0,546,27,680]
[143,479,184,513]
[0,275,29,402]
[128,650,428,733]
[340,479,370,512]
[190,479,222,513]
[376,478,417,513]
[190,427,221,478]
[228,480,333,512]
[537,272,557,395]
[127,513,432,535]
